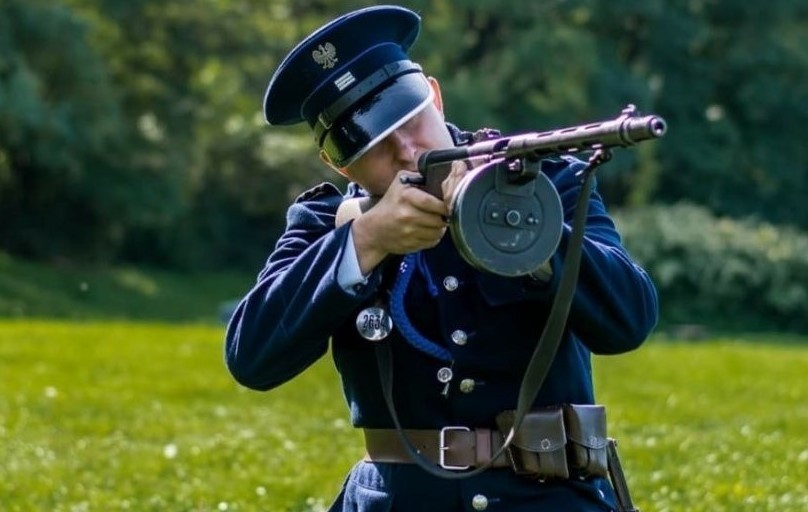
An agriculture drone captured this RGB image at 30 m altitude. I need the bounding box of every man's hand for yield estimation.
[440,160,472,216]
[351,170,448,274]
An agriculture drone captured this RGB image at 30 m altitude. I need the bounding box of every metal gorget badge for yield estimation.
[356,305,393,341]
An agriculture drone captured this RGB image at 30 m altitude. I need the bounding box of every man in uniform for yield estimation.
[225,5,658,511]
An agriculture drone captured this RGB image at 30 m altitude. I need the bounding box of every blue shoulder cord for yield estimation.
[388,252,452,362]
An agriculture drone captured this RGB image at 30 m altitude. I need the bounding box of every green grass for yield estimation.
[1,321,806,511]
[0,252,254,322]
[0,321,360,512]
[595,336,808,511]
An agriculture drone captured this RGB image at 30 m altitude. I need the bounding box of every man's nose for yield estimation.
[387,130,417,167]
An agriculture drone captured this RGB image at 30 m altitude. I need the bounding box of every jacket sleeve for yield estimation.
[542,158,659,354]
[224,183,380,390]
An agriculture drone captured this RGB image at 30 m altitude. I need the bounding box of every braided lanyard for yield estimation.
[388,252,453,362]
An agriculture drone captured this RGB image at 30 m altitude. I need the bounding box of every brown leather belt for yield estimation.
[363,427,511,470]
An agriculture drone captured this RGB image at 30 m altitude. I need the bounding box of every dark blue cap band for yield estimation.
[313,60,421,132]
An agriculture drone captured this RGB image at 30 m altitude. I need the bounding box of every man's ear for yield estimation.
[320,149,350,179]
[427,76,445,117]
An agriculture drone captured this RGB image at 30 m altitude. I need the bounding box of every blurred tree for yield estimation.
[0,0,176,260]
[404,0,601,129]
[1,0,805,271]
[1,0,339,268]
[399,0,657,204]
[584,0,808,222]
[62,0,318,268]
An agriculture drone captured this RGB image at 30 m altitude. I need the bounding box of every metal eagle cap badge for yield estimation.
[312,42,338,69]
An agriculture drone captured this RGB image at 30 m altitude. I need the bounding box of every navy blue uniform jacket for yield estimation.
[225,132,659,511]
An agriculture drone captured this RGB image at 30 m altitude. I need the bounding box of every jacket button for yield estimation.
[451,329,468,345]
[436,367,453,383]
[459,378,476,393]
[443,275,459,291]
[471,494,489,510]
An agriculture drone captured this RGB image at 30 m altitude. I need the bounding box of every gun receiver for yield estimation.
[417,104,666,198]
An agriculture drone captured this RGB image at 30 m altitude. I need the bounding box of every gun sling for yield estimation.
[372,152,605,481]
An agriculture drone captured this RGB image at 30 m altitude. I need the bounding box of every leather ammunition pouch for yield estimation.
[496,407,570,480]
[493,404,609,480]
[563,404,609,478]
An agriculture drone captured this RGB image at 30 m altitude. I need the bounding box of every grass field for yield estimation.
[1,321,806,511]
[0,253,253,322]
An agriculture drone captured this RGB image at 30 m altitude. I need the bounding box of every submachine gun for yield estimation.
[412,104,667,277]
[344,105,664,512]
[405,105,664,512]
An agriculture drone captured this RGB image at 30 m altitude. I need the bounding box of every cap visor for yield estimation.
[322,73,433,168]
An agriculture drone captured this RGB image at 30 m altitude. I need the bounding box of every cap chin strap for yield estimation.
[374,150,608,479]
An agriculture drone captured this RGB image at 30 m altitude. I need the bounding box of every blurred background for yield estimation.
[0,0,806,326]
[1,2,807,511]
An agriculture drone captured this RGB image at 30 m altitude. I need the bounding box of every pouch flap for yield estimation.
[497,408,566,452]
[564,404,608,449]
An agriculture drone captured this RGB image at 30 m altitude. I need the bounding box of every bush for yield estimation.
[614,202,808,333]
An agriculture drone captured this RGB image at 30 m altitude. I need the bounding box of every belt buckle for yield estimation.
[439,426,471,470]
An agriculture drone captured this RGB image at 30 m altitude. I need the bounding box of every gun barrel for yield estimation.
[508,113,666,158]
[418,107,667,173]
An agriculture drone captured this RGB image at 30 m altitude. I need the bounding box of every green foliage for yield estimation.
[0,0,806,269]
[1,322,806,511]
[407,0,603,129]
[614,203,808,332]
[585,0,808,222]
[0,0,134,259]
